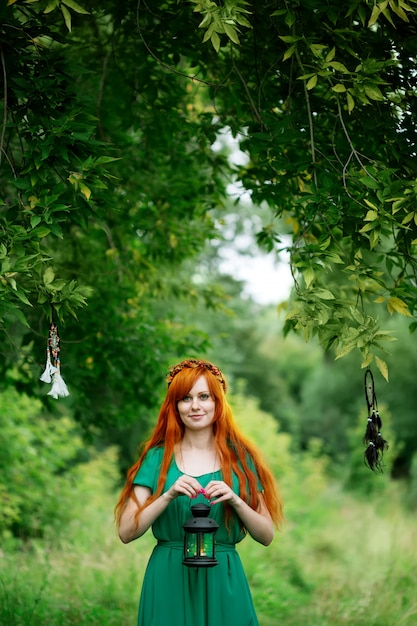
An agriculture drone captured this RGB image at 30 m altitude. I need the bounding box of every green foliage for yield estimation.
[1,392,416,626]
[1,0,233,435]
[344,404,397,493]
[0,384,87,538]
[3,0,417,388]
[2,0,417,481]
[193,0,417,373]
[0,0,417,421]
[405,452,417,509]
[191,0,252,50]
[0,1,117,327]
[294,314,417,473]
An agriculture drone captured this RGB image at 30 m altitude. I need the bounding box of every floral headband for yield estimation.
[166,358,227,392]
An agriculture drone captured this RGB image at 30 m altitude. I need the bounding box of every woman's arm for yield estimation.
[118,474,204,544]
[231,492,274,546]
[204,481,275,546]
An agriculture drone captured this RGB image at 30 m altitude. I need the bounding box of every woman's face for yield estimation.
[177,375,216,432]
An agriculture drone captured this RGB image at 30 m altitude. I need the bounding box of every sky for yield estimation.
[212,128,294,305]
[218,246,293,305]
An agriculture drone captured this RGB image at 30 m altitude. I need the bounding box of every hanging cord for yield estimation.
[363,368,388,472]
[40,323,69,399]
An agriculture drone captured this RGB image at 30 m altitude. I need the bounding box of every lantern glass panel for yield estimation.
[185,533,197,558]
[202,534,213,555]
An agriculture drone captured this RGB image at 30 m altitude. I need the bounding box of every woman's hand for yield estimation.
[204,480,275,546]
[165,475,204,502]
[203,480,238,506]
[119,475,204,543]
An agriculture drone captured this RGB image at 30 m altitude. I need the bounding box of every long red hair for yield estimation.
[115,362,283,528]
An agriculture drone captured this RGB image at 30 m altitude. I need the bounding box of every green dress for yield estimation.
[133,446,260,626]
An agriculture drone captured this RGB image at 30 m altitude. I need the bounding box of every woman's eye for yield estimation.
[182,395,191,402]
[199,393,209,400]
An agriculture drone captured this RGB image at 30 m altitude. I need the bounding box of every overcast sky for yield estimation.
[212,129,293,305]
[218,247,293,305]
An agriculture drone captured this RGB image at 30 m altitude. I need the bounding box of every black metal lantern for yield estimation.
[183,503,219,568]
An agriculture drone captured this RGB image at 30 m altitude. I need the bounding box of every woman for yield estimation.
[115,358,283,626]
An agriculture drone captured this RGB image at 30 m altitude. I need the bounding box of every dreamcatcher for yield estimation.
[363,368,388,471]
[40,323,69,399]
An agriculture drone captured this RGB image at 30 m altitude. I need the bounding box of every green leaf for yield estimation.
[389,1,409,21]
[306,75,318,90]
[303,267,315,288]
[381,6,395,25]
[315,288,335,300]
[61,5,72,31]
[375,356,389,382]
[364,199,379,211]
[7,276,17,290]
[360,176,380,190]
[332,83,346,93]
[30,215,42,229]
[211,31,221,52]
[346,92,355,112]
[327,61,349,73]
[326,253,344,264]
[235,15,252,28]
[310,43,327,57]
[325,47,336,62]
[364,209,378,221]
[15,289,32,306]
[283,44,296,61]
[364,84,384,101]
[401,212,415,225]
[79,183,91,201]
[359,222,374,234]
[34,227,51,239]
[369,229,380,249]
[284,10,296,27]
[44,0,58,14]
[43,267,55,285]
[62,0,90,14]
[368,4,382,27]
[279,35,300,43]
[392,198,406,213]
[224,23,240,44]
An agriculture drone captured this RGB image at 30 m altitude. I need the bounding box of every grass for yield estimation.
[241,482,417,626]
[1,449,416,626]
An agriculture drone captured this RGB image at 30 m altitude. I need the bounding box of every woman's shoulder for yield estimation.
[142,445,165,465]
[133,446,165,487]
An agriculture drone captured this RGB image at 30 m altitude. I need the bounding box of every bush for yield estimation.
[0,386,86,539]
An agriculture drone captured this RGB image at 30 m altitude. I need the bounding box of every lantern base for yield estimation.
[182,557,218,568]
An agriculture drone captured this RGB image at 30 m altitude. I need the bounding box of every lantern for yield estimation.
[183,503,219,568]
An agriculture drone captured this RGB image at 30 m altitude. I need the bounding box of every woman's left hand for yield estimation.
[205,481,275,545]
[204,480,238,507]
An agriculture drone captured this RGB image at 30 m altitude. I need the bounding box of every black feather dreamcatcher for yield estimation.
[363,368,388,471]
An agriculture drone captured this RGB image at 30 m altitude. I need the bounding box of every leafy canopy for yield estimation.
[2,0,417,404]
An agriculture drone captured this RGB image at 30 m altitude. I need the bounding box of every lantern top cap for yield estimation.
[190,503,211,518]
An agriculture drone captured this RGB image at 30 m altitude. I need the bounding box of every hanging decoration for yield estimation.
[40,322,69,399]
[363,368,388,472]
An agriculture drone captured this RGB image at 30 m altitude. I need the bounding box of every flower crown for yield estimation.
[166,358,227,392]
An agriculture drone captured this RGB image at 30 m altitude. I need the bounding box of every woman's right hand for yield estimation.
[165,475,203,501]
